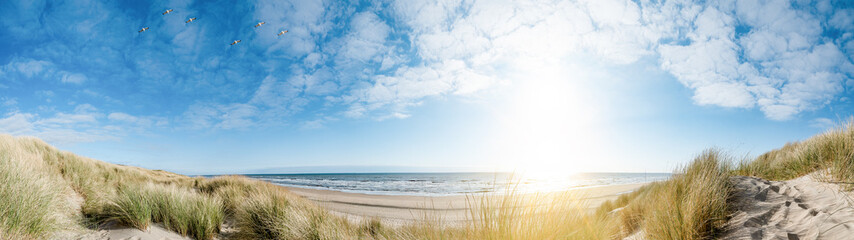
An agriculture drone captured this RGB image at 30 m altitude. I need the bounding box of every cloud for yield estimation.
[0,106,114,144]
[2,0,852,144]
[653,0,854,120]
[61,72,87,84]
[384,0,854,121]
[809,117,836,129]
[0,58,91,86]
[182,103,259,130]
[0,112,35,135]
[2,98,17,107]
[0,103,168,144]
[337,12,391,64]
[299,118,328,130]
[342,59,494,118]
[252,0,334,57]
[108,112,139,123]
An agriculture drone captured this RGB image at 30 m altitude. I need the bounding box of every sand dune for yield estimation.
[724,174,854,239]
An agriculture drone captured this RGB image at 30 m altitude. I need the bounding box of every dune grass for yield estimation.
[735,118,854,185]
[462,188,618,239]
[398,149,733,239]
[639,150,732,239]
[0,133,747,240]
[559,149,731,239]
[0,135,78,239]
[99,183,225,240]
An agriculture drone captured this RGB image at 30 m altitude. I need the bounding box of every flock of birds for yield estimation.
[137,8,288,46]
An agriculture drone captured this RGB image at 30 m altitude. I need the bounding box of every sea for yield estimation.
[243,172,672,196]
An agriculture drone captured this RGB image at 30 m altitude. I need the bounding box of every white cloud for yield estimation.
[249,75,307,111]
[1,98,16,107]
[357,0,655,118]
[0,112,35,135]
[809,117,836,129]
[175,0,854,127]
[299,119,325,130]
[343,60,494,117]
[182,103,259,130]
[829,9,854,31]
[38,112,98,125]
[376,0,854,121]
[654,0,853,120]
[14,59,53,77]
[0,109,114,144]
[338,12,391,63]
[108,112,139,123]
[0,103,167,144]
[1,58,92,86]
[252,0,333,57]
[60,72,87,84]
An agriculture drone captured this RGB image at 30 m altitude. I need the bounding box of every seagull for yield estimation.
[231,40,241,45]
[278,30,288,36]
[185,17,197,23]
[162,9,173,15]
[138,27,149,33]
[254,22,266,28]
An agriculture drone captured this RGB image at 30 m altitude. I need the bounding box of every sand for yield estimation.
[73,222,192,240]
[285,183,649,226]
[723,174,854,239]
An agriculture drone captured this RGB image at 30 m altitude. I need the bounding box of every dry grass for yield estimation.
[0,135,231,239]
[399,149,733,240]
[641,150,732,239]
[0,133,740,240]
[0,135,79,239]
[459,184,617,239]
[735,118,854,185]
[99,183,225,239]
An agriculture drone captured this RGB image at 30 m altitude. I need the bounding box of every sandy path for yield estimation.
[285,183,648,226]
[724,175,854,240]
[72,223,192,240]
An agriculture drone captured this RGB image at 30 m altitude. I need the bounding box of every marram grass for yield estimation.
[0,135,77,239]
[100,183,225,240]
[10,121,854,239]
[735,118,854,185]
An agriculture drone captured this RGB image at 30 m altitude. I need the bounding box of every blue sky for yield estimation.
[0,0,852,175]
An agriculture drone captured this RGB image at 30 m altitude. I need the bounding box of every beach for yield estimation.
[284,182,648,226]
[8,131,854,239]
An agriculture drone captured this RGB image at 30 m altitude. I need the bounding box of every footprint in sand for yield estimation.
[722,175,854,240]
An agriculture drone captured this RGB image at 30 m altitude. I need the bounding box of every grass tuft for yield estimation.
[735,118,854,186]
[100,183,224,239]
[0,135,77,239]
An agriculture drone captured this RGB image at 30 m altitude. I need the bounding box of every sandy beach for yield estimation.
[285,183,649,226]
[723,173,854,239]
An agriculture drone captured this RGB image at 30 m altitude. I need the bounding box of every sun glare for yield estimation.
[491,61,604,178]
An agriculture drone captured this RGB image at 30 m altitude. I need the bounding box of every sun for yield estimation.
[488,60,605,178]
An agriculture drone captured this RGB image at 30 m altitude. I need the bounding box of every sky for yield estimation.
[0,0,853,175]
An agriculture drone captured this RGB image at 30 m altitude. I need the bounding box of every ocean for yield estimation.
[244,172,672,196]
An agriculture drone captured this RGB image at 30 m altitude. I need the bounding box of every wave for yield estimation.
[244,172,671,196]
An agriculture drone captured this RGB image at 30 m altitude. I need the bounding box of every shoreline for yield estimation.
[283,182,650,226]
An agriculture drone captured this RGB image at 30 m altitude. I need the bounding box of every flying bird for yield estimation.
[185,17,197,23]
[231,40,241,45]
[138,27,149,33]
[278,30,288,36]
[162,9,173,15]
[254,22,266,28]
